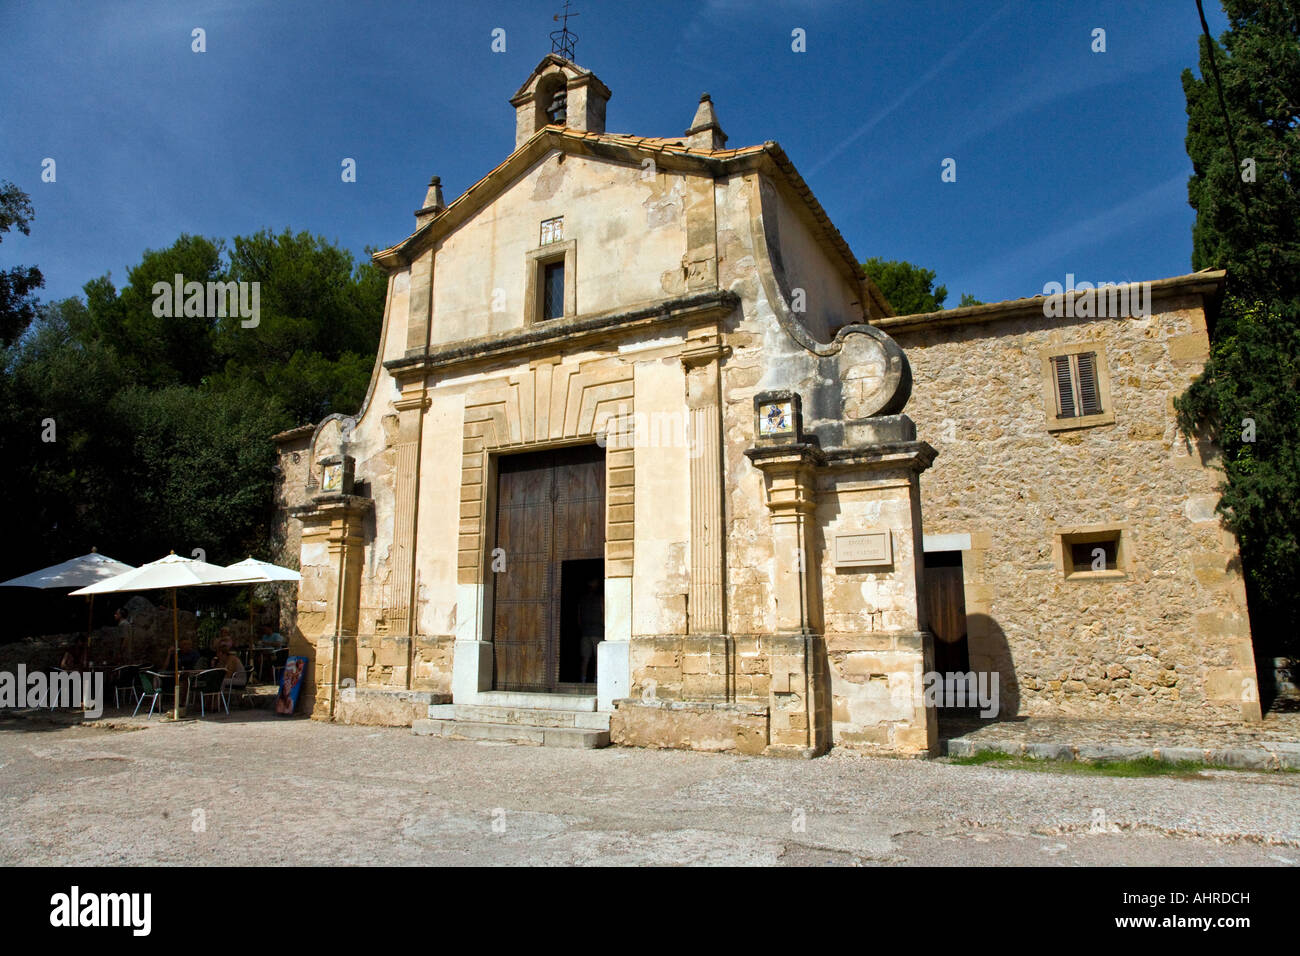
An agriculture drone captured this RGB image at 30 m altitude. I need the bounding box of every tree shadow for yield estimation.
[935,612,1022,746]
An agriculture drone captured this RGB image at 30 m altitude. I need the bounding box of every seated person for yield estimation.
[59,636,88,671]
[215,645,247,687]
[162,637,202,671]
[258,624,286,647]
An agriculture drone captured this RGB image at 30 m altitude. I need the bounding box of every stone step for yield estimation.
[471,691,597,712]
[412,718,610,749]
[453,704,610,730]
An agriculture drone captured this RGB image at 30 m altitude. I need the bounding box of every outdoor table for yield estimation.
[168,668,205,710]
[248,645,284,683]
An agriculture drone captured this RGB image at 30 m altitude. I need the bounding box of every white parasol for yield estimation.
[0,548,137,658]
[71,553,260,718]
[0,548,134,589]
[225,557,299,652]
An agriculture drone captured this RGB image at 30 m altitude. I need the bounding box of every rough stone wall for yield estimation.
[630,634,771,702]
[271,427,313,634]
[352,633,454,694]
[271,429,313,566]
[889,294,1258,722]
[1,595,197,673]
[610,698,768,755]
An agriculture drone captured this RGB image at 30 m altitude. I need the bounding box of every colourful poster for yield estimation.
[276,656,307,715]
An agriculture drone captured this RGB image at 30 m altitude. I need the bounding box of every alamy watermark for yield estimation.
[0,665,105,717]
[597,406,703,459]
[1041,274,1151,319]
[50,886,151,936]
[920,670,999,718]
[151,273,260,327]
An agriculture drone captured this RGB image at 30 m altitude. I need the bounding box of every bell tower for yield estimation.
[509,54,611,149]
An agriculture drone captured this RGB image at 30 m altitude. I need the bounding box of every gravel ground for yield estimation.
[1,714,1297,866]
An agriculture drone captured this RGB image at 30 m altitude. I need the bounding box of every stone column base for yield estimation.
[451,640,493,701]
[609,698,768,755]
[597,640,630,711]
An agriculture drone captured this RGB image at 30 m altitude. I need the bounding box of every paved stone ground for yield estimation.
[1,713,1298,866]
[943,712,1300,769]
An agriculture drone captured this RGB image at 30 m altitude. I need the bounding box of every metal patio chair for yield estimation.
[192,668,229,716]
[110,665,141,709]
[134,671,174,718]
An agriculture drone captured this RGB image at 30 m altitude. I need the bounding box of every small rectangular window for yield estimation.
[1060,528,1125,579]
[1052,351,1103,419]
[541,261,565,321]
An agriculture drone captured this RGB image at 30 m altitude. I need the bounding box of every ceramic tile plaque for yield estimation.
[540,216,563,245]
[321,463,343,493]
[757,399,794,438]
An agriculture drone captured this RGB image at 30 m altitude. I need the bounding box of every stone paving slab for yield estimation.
[944,712,1300,769]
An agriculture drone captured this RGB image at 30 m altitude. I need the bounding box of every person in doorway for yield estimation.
[577,575,603,684]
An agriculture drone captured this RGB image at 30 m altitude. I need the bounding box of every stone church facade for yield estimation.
[281,55,1259,757]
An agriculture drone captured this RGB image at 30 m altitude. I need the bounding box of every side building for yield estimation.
[882,273,1261,724]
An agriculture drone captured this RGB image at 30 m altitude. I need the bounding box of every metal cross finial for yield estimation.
[550,1,580,60]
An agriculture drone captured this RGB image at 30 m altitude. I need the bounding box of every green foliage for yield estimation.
[949,751,1293,776]
[114,234,226,386]
[861,258,984,314]
[0,223,383,600]
[3,300,133,559]
[213,229,386,421]
[1178,2,1300,661]
[73,229,386,420]
[0,180,45,348]
[862,257,948,314]
[109,380,289,559]
[1176,298,1300,641]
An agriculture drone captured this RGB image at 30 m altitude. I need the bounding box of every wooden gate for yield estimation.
[492,444,605,692]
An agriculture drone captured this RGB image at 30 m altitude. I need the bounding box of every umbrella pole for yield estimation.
[86,595,94,663]
[172,588,181,720]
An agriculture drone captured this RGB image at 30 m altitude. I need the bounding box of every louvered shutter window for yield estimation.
[1052,351,1104,419]
[1053,355,1077,418]
[1076,351,1102,415]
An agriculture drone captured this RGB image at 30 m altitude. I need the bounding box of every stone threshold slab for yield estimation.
[946,736,1300,770]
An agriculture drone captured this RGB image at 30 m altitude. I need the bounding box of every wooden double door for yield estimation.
[491,443,605,692]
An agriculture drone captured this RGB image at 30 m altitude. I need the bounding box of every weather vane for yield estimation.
[550,1,579,60]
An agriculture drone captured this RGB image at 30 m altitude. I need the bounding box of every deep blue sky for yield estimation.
[1,0,1228,308]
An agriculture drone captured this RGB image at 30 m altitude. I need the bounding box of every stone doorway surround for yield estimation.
[452,360,635,712]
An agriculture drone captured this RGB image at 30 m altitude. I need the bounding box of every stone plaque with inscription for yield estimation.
[833,531,892,568]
